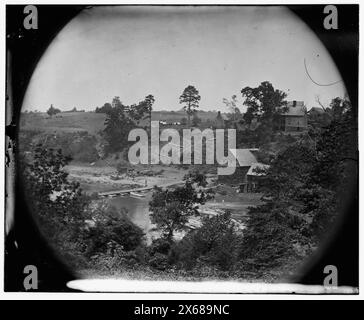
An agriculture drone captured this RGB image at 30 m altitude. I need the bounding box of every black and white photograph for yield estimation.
[4,3,359,297]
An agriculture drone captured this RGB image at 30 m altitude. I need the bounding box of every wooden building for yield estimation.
[244,162,270,192]
[278,100,307,132]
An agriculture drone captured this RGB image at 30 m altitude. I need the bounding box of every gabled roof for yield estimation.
[282,101,307,116]
[229,149,258,167]
[247,162,270,176]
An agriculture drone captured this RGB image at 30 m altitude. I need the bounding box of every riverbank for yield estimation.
[65,163,189,194]
[65,163,264,245]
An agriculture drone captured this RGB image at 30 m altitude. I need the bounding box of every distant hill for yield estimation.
[20,111,106,134]
[20,109,230,135]
[151,110,226,122]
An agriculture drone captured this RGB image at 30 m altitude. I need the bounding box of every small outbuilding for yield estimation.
[244,162,270,192]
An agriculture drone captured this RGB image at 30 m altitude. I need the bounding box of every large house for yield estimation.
[278,100,308,132]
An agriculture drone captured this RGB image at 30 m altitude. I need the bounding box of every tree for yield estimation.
[306,96,357,237]
[169,211,239,270]
[22,145,89,255]
[223,95,242,121]
[238,97,357,271]
[241,81,287,129]
[183,169,209,187]
[112,96,122,108]
[128,94,155,125]
[237,142,317,272]
[258,142,317,201]
[83,206,145,255]
[46,104,61,117]
[103,99,135,154]
[23,145,86,221]
[95,103,113,114]
[149,173,213,241]
[238,202,303,272]
[102,95,155,153]
[330,96,352,120]
[179,85,201,127]
[190,211,238,270]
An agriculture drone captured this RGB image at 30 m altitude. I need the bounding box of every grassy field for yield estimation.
[21,112,107,134]
[20,110,229,138]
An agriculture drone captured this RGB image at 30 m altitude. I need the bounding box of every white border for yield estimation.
[0,0,362,300]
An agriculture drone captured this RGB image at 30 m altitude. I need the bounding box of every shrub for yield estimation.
[168,235,196,269]
[32,132,99,163]
[68,134,99,162]
[83,206,145,256]
[148,253,169,271]
[236,204,301,271]
[169,211,240,271]
[149,238,171,255]
[90,241,142,271]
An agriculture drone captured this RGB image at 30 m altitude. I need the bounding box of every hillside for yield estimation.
[20,111,107,134]
[21,110,228,134]
[152,110,226,122]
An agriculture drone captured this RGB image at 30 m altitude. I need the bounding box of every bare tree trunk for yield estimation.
[315,95,328,112]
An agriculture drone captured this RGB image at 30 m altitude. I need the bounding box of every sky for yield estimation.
[22,6,347,112]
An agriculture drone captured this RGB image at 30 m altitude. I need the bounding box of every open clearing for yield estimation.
[21,112,107,134]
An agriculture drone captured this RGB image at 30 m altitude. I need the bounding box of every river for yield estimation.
[106,191,250,244]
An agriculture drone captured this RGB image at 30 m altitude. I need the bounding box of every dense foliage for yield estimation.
[82,206,145,256]
[102,95,155,154]
[149,173,213,241]
[237,96,357,272]
[22,146,90,266]
[170,211,240,270]
[241,81,287,128]
[21,146,145,270]
[46,104,61,117]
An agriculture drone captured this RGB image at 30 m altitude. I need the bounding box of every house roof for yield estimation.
[283,101,307,116]
[308,107,325,114]
[229,149,258,167]
[247,162,270,176]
